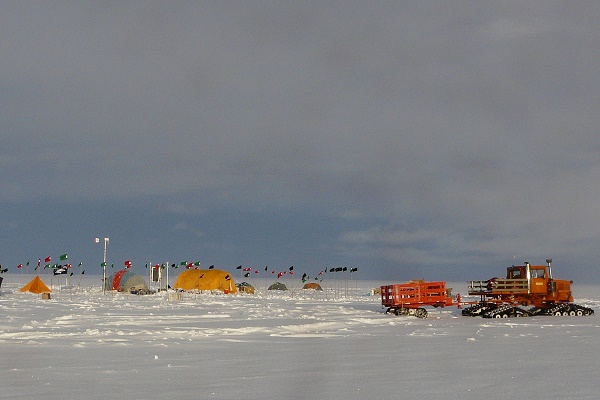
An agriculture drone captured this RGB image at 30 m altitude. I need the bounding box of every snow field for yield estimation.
[1,274,599,400]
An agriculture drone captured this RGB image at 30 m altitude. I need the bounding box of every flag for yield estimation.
[124,260,132,268]
[78,262,83,267]
[111,263,114,268]
[54,266,68,275]
[180,261,188,266]
[26,260,30,266]
[265,266,268,272]
[244,273,250,278]
[101,262,107,267]
[236,265,242,270]
[289,266,294,271]
[45,256,51,263]
[186,263,193,269]
[277,272,283,278]
[254,270,259,274]
[17,264,23,269]
[243,267,251,271]
[171,263,177,269]
[194,261,201,266]
[350,267,358,273]
[209,265,214,269]
[60,253,68,261]
[95,237,100,243]
[38,259,41,267]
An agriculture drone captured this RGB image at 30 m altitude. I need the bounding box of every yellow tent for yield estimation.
[173,269,237,294]
[302,282,323,291]
[20,276,52,294]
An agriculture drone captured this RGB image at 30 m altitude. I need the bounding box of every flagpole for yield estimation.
[97,237,109,295]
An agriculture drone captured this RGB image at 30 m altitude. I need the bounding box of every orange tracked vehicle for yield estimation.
[462,259,593,318]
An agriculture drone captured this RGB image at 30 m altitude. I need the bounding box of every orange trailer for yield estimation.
[381,280,454,318]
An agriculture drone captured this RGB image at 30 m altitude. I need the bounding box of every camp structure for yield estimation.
[105,269,149,293]
[20,276,52,294]
[268,282,288,291]
[302,282,323,291]
[173,269,237,294]
[236,281,255,294]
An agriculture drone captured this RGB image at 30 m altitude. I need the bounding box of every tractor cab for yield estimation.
[506,263,549,294]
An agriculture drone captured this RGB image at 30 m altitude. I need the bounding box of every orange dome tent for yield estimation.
[20,276,52,294]
[302,282,323,291]
[173,269,237,294]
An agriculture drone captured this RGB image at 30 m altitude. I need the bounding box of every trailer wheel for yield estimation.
[569,310,576,316]
[576,310,583,316]
[554,311,562,316]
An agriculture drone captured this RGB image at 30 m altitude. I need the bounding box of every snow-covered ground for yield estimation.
[1,274,599,400]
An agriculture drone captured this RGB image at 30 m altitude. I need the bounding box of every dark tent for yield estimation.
[236,281,255,294]
[268,282,288,291]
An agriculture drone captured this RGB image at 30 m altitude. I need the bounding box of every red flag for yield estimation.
[38,259,41,267]
[17,264,23,269]
[186,263,193,269]
[124,260,132,268]
[154,264,160,270]
[45,256,51,263]
[254,270,259,274]
[277,272,283,278]
[243,267,251,271]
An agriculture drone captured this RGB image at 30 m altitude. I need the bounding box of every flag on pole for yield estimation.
[54,266,68,275]
[95,237,100,243]
[60,253,68,261]
[101,262,107,267]
[17,264,23,269]
[45,256,51,263]
[194,261,201,266]
[124,260,132,268]
[209,265,214,269]
[78,262,83,267]
[236,265,242,270]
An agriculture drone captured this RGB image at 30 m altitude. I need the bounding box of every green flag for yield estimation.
[101,262,107,267]
[60,253,68,261]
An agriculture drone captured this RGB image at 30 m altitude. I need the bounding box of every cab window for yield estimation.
[531,269,545,279]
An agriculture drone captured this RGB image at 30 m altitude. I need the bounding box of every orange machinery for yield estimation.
[463,259,594,318]
[381,280,454,319]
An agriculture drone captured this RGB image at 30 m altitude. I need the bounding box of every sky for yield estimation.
[1,1,600,282]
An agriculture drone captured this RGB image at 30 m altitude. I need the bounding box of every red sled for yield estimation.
[381,280,454,318]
